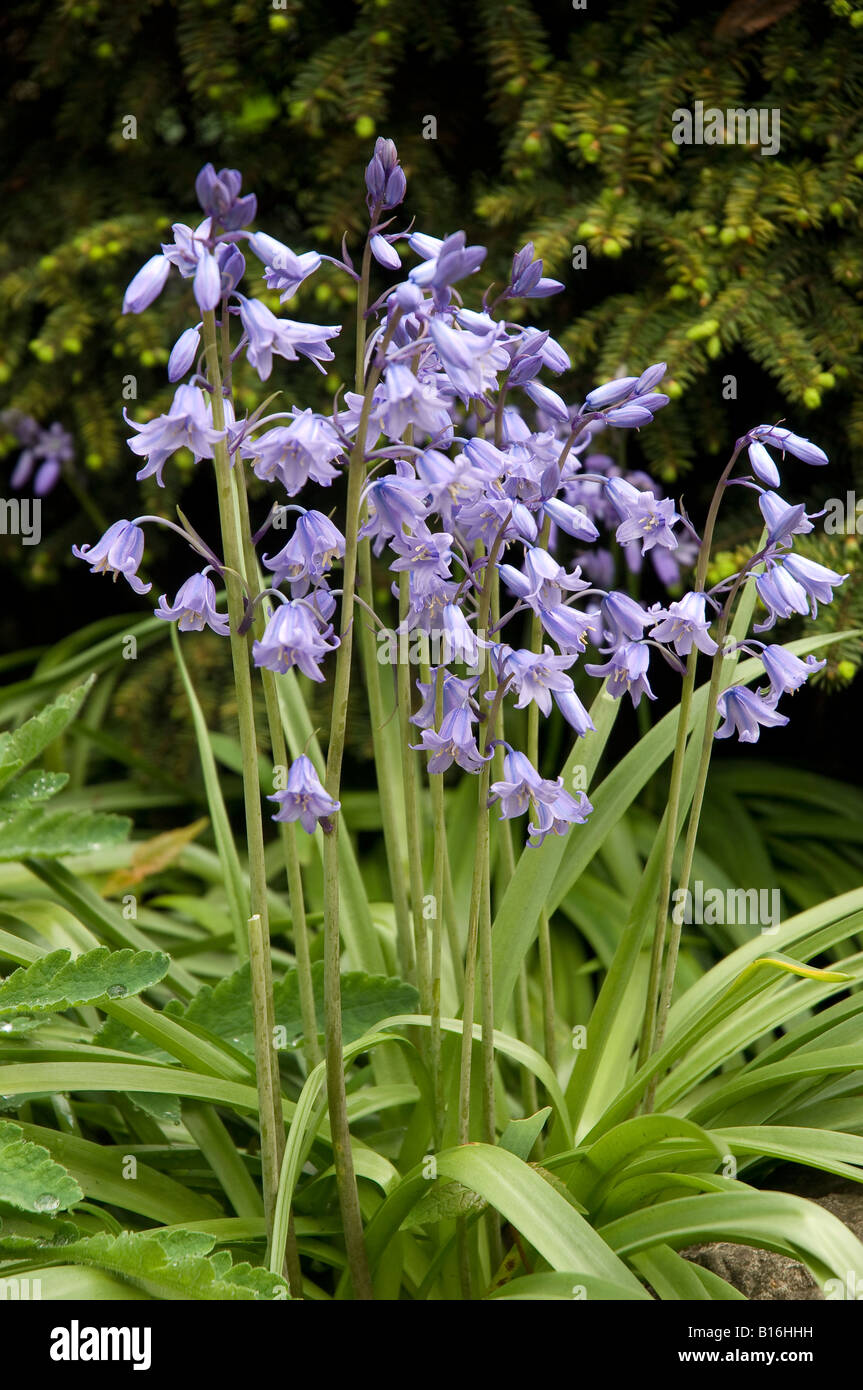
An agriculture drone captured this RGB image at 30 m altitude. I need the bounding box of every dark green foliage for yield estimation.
[2,0,862,679]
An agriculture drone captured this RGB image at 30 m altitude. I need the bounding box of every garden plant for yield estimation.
[1,127,863,1308]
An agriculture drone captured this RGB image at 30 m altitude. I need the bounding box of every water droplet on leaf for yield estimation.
[34,1192,61,1212]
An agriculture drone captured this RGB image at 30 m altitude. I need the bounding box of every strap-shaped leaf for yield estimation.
[0,946,170,1017]
[0,1120,83,1212]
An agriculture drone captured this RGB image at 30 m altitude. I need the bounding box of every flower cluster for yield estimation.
[73,144,846,843]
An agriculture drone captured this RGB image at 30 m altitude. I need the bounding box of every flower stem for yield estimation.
[201,308,284,1247]
[641,443,745,1103]
[319,294,401,1302]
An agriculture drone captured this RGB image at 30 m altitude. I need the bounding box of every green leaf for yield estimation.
[0,677,95,791]
[599,1189,863,1286]
[0,806,130,860]
[0,946,170,1017]
[631,1243,746,1301]
[21,1229,288,1300]
[361,1143,648,1296]
[14,1122,220,1224]
[0,1120,83,1212]
[0,770,68,810]
[487,1271,648,1300]
[500,1107,553,1162]
[164,961,418,1056]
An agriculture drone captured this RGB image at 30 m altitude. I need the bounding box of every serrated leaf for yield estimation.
[0,770,68,811]
[0,678,95,792]
[164,961,418,1057]
[0,806,130,860]
[0,1121,83,1212]
[0,947,170,1018]
[33,1230,287,1300]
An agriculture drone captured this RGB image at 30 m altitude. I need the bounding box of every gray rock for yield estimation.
[683,1179,863,1300]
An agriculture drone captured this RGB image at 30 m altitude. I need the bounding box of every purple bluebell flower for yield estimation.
[244,411,343,494]
[527,786,592,847]
[252,601,339,680]
[501,547,589,612]
[411,670,478,729]
[754,564,810,631]
[9,419,73,495]
[524,379,570,423]
[430,320,509,402]
[543,497,600,543]
[584,377,638,412]
[489,749,550,819]
[361,473,429,545]
[586,641,655,706]
[715,685,789,742]
[72,520,151,595]
[378,362,451,440]
[538,603,603,654]
[155,571,230,635]
[263,511,345,591]
[408,230,487,308]
[601,592,654,644]
[506,243,564,299]
[389,523,454,599]
[496,645,577,716]
[123,253,172,315]
[634,363,667,394]
[758,490,816,545]
[649,592,718,657]
[522,327,570,375]
[168,325,202,383]
[195,164,257,231]
[248,234,322,301]
[748,440,781,488]
[216,242,246,295]
[268,755,340,834]
[412,707,490,773]
[758,644,825,703]
[613,487,680,553]
[554,687,595,735]
[125,384,225,486]
[370,234,401,271]
[750,426,828,467]
[489,750,592,846]
[782,553,848,615]
[439,604,480,667]
[605,403,656,428]
[236,295,340,380]
[365,137,406,211]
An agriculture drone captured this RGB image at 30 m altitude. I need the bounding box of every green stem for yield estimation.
[231,467,321,1074]
[201,308,284,1246]
[398,575,431,1012]
[319,291,401,1302]
[642,443,745,1103]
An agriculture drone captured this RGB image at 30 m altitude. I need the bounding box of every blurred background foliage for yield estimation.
[1,0,862,742]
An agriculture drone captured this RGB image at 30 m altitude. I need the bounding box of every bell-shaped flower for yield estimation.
[155,571,230,635]
[268,755,340,834]
[72,520,150,595]
[252,601,339,680]
[715,685,789,743]
[125,383,224,486]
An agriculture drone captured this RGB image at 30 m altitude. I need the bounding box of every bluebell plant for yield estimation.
[73,142,847,1298]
